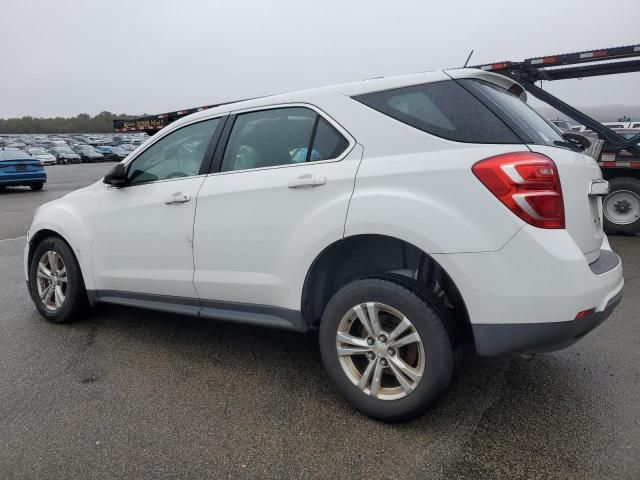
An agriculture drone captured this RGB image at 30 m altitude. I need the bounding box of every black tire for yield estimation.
[30,183,43,191]
[603,177,640,235]
[319,278,454,421]
[28,236,89,324]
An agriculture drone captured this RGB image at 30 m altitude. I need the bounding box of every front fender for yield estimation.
[26,182,105,289]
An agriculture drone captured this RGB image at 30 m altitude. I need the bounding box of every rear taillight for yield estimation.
[472,152,565,229]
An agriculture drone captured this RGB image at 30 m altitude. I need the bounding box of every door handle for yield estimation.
[164,192,191,204]
[288,174,327,189]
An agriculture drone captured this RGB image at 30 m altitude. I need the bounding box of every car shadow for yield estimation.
[0,186,41,194]
[21,300,620,478]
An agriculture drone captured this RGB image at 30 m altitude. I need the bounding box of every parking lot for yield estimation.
[1,164,639,479]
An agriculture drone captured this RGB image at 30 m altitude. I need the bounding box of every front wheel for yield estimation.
[28,236,89,323]
[603,177,640,235]
[319,278,454,421]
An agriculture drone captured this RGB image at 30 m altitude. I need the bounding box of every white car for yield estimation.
[26,147,57,166]
[25,68,623,421]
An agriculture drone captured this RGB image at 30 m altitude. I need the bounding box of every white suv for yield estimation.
[25,69,623,421]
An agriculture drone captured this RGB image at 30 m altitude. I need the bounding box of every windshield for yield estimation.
[57,148,74,154]
[29,148,47,155]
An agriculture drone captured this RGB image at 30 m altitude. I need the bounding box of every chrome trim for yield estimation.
[589,179,610,196]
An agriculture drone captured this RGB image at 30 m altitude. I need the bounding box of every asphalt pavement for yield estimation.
[1,164,638,479]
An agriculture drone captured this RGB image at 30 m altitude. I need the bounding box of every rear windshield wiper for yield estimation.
[553,139,582,152]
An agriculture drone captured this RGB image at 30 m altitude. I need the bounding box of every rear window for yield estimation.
[461,79,564,147]
[0,150,33,161]
[353,80,521,144]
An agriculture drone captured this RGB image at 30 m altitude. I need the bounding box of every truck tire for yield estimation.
[603,177,640,235]
[319,278,454,421]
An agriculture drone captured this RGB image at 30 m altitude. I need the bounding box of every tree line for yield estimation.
[0,111,144,134]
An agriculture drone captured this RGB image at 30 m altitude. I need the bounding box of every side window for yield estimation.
[127,118,219,185]
[311,117,349,161]
[220,107,349,172]
[353,80,521,144]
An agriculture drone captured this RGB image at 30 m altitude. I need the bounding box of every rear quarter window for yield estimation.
[353,80,521,144]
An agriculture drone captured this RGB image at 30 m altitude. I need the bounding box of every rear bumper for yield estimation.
[472,289,622,355]
[0,172,46,185]
[432,226,624,356]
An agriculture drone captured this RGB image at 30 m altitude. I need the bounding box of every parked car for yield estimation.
[550,118,572,131]
[602,122,629,130]
[0,148,46,190]
[26,147,57,166]
[95,146,128,161]
[25,69,623,421]
[117,143,136,152]
[49,147,81,164]
[71,144,104,163]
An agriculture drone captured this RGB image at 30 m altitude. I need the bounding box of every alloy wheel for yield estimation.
[36,250,67,311]
[336,302,425,400]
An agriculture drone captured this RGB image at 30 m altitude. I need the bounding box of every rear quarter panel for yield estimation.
[340,99,527,253]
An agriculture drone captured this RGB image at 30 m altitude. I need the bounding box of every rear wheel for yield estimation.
[29,236,89,323]
[603,177,640,235]
[319,278,454,421]
[30,183,43,191]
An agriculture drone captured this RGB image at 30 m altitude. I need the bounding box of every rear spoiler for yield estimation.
[445,68,527,101]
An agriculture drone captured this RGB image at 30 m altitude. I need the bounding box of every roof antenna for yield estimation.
[463,49,474,68]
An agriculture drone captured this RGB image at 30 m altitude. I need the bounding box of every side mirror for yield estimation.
[103,163,127,186]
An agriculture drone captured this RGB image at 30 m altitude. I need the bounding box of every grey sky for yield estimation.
[1,0,639,118]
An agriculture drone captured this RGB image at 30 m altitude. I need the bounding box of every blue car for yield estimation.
[95,145,129,161]
[0,148,46,191]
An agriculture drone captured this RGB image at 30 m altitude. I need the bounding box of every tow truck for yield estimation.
[473,44,640,234]
[113,104,221,136]
[113,43,640,234]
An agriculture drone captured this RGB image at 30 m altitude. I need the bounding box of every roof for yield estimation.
[166,68,517,131]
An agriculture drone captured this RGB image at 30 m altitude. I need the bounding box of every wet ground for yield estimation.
[1,164,638,479]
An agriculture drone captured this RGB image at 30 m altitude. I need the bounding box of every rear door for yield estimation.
[192,105,360,312]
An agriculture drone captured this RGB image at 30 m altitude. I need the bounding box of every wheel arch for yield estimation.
[301,234,472,344]
[27,222,94,292]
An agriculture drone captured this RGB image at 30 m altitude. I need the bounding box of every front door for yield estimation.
[91,117,222,299]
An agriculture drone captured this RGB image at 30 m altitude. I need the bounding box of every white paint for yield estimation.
[25,70,623,331]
